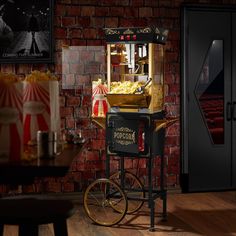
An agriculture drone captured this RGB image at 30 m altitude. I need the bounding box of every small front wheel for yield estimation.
[83,178,128,226]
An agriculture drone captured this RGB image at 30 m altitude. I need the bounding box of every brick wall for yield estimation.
[1,0,235,193]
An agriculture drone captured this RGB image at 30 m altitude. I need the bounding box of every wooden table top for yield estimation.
[0,143,85,184]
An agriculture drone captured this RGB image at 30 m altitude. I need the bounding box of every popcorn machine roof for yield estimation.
[104,26,169,44]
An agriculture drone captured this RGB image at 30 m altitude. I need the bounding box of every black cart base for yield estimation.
[105,111,167,231]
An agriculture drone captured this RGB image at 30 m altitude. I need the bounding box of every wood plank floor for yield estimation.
[3,191,236,236]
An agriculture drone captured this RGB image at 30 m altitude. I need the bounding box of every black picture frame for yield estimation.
[0,0,54,63]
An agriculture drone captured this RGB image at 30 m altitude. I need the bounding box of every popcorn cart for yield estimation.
[84,27,173,231]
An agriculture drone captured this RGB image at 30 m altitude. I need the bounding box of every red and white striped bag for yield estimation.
[23,81,60,144]
[0,80,23,161]
[92,80,109,117]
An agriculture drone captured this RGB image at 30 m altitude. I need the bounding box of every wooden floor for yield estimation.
[3,191,236,236]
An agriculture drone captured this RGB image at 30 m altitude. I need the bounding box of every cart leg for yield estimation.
[120,156,125,189]
[149,199,155,231]
[106,154,110,179]
[162,191,167,221]
[148,157,155,231]
[160,151,167,221]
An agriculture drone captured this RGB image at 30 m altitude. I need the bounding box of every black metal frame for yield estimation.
[105,111,167,231]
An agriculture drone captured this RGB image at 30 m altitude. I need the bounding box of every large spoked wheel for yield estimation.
[83,178,128,226]
[110,171,145,214]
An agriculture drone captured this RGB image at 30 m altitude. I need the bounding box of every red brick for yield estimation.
[91,17,105,28]
[61,89,75,96]
[144,0,159,7]
[117,0,130,6]
[55,4,67,16]
[81,6,95,16]
[59,96,66,106]
[91,139,105,150]
[124,8,139,18]
[66,118,76,129]
[164,95,176,103]
[166,123,180,135]
[60,118,66,129]
[96,128,106,139]
[166,52,179,62]
[56,39,70,51]
[62,182,75,192]
[110,7,124,16]
[119,18,146,27]
[101,0,115,6]
[85,150,100,161]
[167,8,180,18]
[62,17,76,27]
[159,0,172,7]
[66,96,81,106]
[139,7,153,17]
[55,27,67,38]
[95,7,109,16]
[85,161,105,171]
[54,16,61,27]
[45,181,62,193]
[87,40,103,46]
[60,107,74,117]
[69,28,83,38]
[76,17,91,27]
[67,6,81,15]
[71,0,98,4]
[130,0,144,7]
[165,136,179,146]
[169,84,180,94]
[83,28,98,39]
[167,174,177,186]
[168,31,180,40]
[74,107,89,118]
[71,39,87,46]
[105,17,119,27]
[76,118,91,128]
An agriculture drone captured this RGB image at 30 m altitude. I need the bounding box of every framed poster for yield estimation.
[0,0,54,63]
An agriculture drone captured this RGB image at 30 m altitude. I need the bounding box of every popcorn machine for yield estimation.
[86,27,172,231]
[105,26,168,113]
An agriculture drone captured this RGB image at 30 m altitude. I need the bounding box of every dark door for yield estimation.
[182,7,232,192]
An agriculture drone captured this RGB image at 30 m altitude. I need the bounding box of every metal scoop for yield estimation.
[134,77,152,94]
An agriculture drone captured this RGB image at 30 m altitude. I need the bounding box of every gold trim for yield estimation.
[137,27,152,34]
[123,29,134,34]
[105,29,120,35]
[155,27,160,34]
[162,29,169,36]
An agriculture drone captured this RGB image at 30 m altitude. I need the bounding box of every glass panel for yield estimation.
[110,43,149,82]
[195,40,224,144]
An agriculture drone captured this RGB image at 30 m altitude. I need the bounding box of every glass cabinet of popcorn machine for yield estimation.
[105,27,168,113]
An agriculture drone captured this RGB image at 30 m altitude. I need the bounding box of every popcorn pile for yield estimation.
[25,70,58,82]
[0,72,20,83]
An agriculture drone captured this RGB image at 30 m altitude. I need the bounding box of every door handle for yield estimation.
[233,102,236,120]
[226,102,232,121]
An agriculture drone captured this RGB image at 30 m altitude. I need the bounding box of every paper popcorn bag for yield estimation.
[23,71,60,145]
[0,76,23,161]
